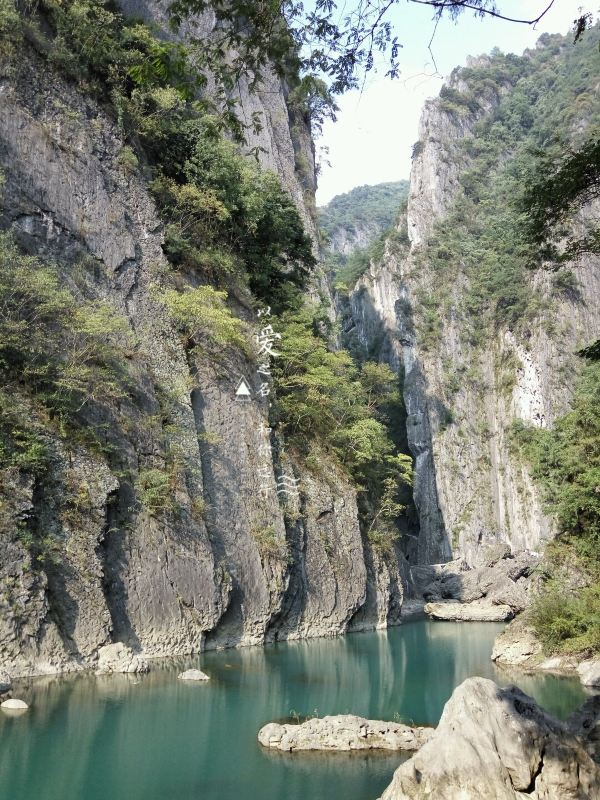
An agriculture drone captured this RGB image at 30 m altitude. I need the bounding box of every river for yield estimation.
[0,619,588,800]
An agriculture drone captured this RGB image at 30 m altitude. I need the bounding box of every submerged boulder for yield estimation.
[178,669,210,682]
[258,715,432,752]
[379,677,600,800]
[95,643,150,675]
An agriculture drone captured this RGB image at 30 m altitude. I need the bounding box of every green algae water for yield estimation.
[0,620,588,800]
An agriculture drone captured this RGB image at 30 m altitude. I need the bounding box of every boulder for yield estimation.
[379,678,600,799]
[178,669,210,682]
[95,643,150,675]
[568,695,600,765]
[491,616,543,666]
[420,551,538,609]
[578,660,600,688]
[487,576,529,612]
[472,542,512,568]
[0,671,11,694]
[258,715,433,752]
[1,699,28,710]
[425,600,514,622]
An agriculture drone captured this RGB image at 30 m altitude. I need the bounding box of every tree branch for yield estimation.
[409,0,556,26]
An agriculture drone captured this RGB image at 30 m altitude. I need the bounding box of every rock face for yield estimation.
[493,617,600,688]
[343,45,600,567]
[178,669,210,681]
[379,677,600,800]
[415,550,538,620]
[258,715,432,752]
[578,661,600,688]
[425,601,513,622]
[491,616,544,667]
[0,21,408,678]
[568,695,600,765]
[95,644,150,676]
[0,672,11,693]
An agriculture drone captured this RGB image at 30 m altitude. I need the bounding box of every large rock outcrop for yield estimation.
[343,42,600,567]
[0,23,407,677]
[258,715,432,752]
[379,677,600,799]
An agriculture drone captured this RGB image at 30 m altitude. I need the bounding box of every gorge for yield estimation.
[0,1,599,798]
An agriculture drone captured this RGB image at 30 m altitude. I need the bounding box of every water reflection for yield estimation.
[0,620,590,800]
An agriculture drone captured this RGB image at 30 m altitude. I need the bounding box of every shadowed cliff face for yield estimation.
[344,42,600,566]
[0,12,408,677]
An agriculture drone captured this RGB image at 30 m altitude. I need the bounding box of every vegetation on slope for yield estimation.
[512,352,600,655]
[408,31,600,653]
[319,181,409,243]
[0,0,412,544]
[319,181,409,293]
[414,31,600,352]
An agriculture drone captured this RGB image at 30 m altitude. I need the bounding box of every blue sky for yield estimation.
[316,0,595,205]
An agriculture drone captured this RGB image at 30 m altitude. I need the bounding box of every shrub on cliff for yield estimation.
[272,307,412,537]
[0,233,133,469]
[512,355,600,655]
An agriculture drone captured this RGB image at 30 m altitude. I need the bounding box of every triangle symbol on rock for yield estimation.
[235,377,252,399]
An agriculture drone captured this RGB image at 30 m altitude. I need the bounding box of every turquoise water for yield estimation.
[0,620,588,800]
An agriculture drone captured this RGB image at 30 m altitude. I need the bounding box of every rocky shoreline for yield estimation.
[257,678,600,799]
[492,615,600,688]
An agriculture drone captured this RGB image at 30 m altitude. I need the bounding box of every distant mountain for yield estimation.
[318,181,409,257]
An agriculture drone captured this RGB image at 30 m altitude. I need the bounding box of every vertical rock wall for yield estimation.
[0,24,404,677]
[346,55,600,566]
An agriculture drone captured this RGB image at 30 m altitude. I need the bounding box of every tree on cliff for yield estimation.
[168,0,595,94]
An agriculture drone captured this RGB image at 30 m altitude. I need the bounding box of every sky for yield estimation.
[315,0,594,205]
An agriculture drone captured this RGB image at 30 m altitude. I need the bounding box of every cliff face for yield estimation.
[0,19,406,677]
[345,40,600,566]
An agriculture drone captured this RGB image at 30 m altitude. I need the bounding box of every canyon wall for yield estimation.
[346,43,600,566]
[0,20,405,678]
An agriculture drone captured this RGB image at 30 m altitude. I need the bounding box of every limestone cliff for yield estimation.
[343,36,600,566]
[0,13,405,677]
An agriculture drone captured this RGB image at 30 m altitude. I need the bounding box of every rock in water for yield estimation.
[258,715,432,752]
[578,660,600,688]
[491,616,543,666]
[0,671,11,693]
[379,677,600,800]
[1,699,28,711]
[178,669,210,682]
[424,601,514,621]
[95,643,150,675]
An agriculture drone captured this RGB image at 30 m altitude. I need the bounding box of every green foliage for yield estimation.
[511,358,600,655]
[165,0,594,97]
[319,181,409,243]
[272,306,412,537]
[158,285,247,354]
[321,183,410,292]
[414,29,600,350]
[288,75,338,137]
[521,136,600,261]
[17,0,315,314]
[151,120,315,309]
[251,524,289,562]
[135,467,176,516]
[510,361,600,553]
[0,233,132,471]
[530,583,600,655]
